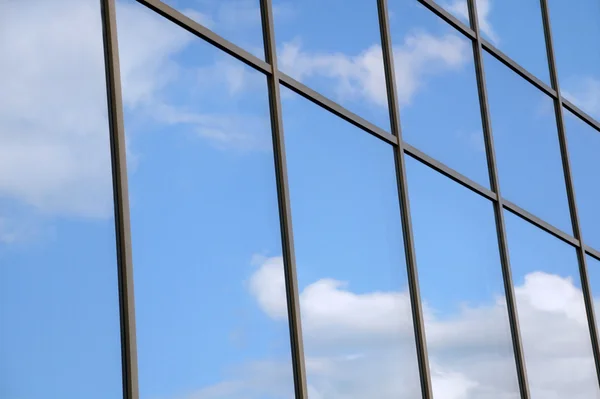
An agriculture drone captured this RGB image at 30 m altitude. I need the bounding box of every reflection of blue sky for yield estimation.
[549,0,600,121]
[483,51,573,234]
[2,1,600,399]
[564,109,600,252]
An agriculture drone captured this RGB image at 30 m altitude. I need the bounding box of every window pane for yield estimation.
[389,0,489,188]
[117,3,294,398]
[160,0,264,60]
[504,212,599,399]
[475,0,550,84]
[0,1,123,398]
[564,108,600,252]
[433,0,471,26]
[273,0,390,130]
[587,255,600,334]
[484,51,572,234]
[280,86,421,398]
[548,0,600,122]
[407,158,519,398]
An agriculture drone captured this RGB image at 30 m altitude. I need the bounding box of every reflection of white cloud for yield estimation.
[201,255,600,399]
[563,77,600,119]
[279,32,469,108]
[445,0,499,45]
[0,0,189,218]
[0,0,270,222]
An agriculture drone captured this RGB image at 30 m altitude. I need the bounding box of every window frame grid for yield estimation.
[97,0,600,397]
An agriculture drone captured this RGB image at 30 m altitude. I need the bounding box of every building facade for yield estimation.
[1,0,600,398]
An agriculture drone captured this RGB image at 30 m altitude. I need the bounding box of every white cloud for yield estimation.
[0,0,270,223]
[278,31,469,109]
[563,77,600,119]
[199,255,600,399]
[445,0,499,45]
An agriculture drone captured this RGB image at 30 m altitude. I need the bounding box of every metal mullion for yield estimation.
[539,0,600,387]
[467,1,531,398]
[136,0,270,74]
[377,1,434,398]
[481,40,557,99]
[587,246,600,263]
[278,72,398,145]
[258,1,308,398]
[563,98,600,133]
[100,0,139,398]
[417,0,476,39]
[403,143,497,202]
[503,200,580,248]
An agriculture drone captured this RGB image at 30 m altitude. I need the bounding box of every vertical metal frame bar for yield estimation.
[467,1,531,398]
[377,1,434,398]
[258,0,308,398]
[539,0,600,387]
[100,0,140,398]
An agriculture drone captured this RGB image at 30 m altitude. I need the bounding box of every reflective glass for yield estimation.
[548,0,600,122]
[435,0,471,26]
[0,0,123,398]
[389,0,490,188]
[475,0,550,84]
[504,212,599,399]
[407,158,519,398]
[117,2,294,398]
[484,51,572,234]
[564,108,600,252]
[587,255,600,333]
[280,86,421,398]
[161,0,265,59]
[273,0,391,130]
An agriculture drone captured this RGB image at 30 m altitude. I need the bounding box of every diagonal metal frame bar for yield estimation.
[467,0,531,398]
[377,0,434,398]
[100,0,139,398]
[259,0,309,398]
[539,0,600,388]
[94,0,600,396]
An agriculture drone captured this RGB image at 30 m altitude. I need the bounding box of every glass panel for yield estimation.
[484,51,572,234]
[160,0,265,60]
[389,0,490,188]
[587,255,600,333]
[117,3,294,398]
[407,158,519,398]
[564,108,600,252]
[435,0,471,26]
[475,0,550,84]
[504,212,599,399]
[0,1,123,398]
[548,0,600,122]
[280,86,421,398]
[273,0,390,130]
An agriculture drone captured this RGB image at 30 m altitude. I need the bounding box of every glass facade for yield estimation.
[1,0,600,398]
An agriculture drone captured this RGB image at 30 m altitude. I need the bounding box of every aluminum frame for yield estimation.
[96,0,600,397]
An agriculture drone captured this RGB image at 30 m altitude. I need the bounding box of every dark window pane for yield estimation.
[548,0,600,122]
[0,1,123,398]
[484,51,572,234]
[161,0,264,59]
[564,109,600,252]
[504,212,599,398]
[389,0,490,188]
[117,3,294,398]
[281,86,421,398]
[273,0,390,130]
[475,0,550,84]
[407,157,519,398]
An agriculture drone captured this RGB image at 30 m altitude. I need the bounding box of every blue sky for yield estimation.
[1,0,600,399]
